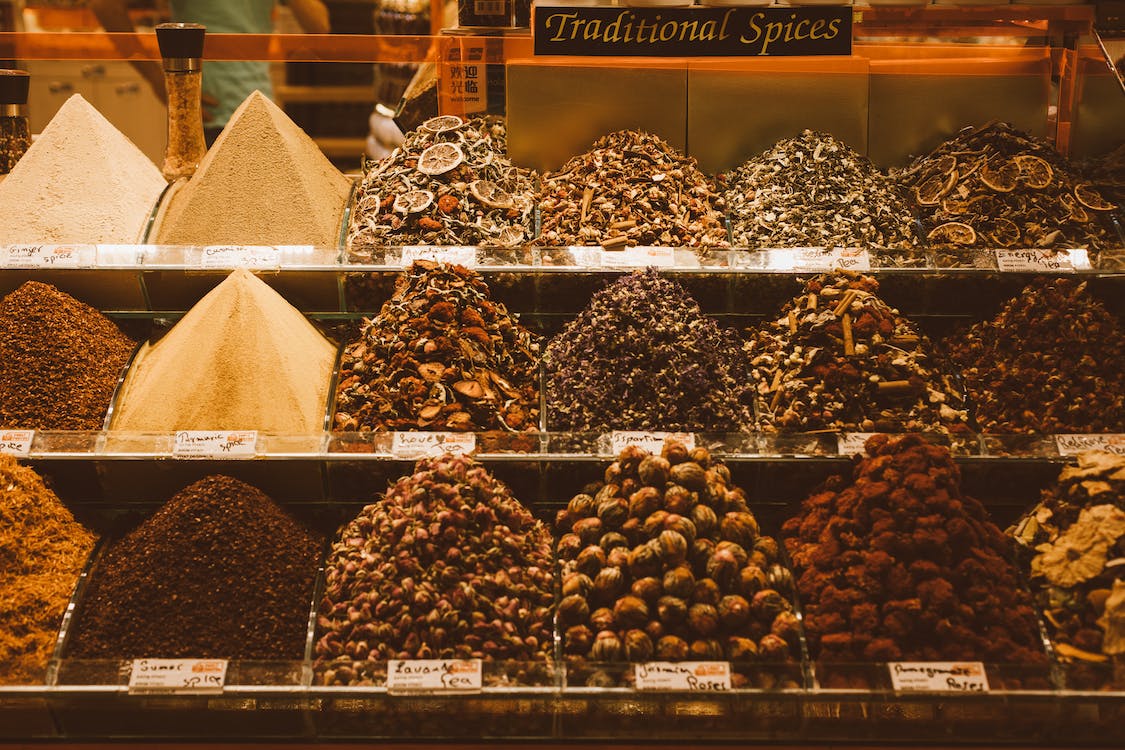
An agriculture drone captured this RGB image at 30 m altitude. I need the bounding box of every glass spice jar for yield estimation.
[155,23,207,182]
[0,69,31,176]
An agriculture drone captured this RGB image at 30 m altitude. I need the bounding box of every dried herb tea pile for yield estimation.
[0,456,96,684]
[545,270,752,433]
[1011,452,1125,689]
[945,278,1125,434]
[314,454,554,685]
[347,115,535,251]
[723,130,919,250]
[745,273,969,435]
[556,443,801,686]
[0,281,135,430]
[68,475,321,659]
[334,262,540,432]
[537,130,729,250]
[896,122,1117,252]
[782,435,1046,670]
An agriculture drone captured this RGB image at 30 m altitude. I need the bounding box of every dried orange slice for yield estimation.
[417,143,465,176]
[927,221,977,245]
[915,171,955,206]
[469,180,513,209]
[989,217,1021,247]
[1014,155,1053,189]
[421,115,463,134]
[392,189,434,214]
[1075,183,1117,211]
[980,159,1019,192]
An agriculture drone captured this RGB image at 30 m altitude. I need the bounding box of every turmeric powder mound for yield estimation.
[0,455,96,684]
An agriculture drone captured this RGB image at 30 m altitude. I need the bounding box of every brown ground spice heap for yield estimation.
[0,455,96,684]
[67,475,321,659]
[0,282,135,429]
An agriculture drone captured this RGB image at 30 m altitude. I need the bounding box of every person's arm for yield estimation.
[287,0,331,34]
[89,0,167,102]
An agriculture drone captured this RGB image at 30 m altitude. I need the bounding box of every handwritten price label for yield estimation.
[600,246,676,268]
[1055,434,1125,457]
[0,244,96,268]
[793,247,871,272]
[609,431,695,455]
[128,659,227,695]
[400,246,477,268]
[200,245,282,270]
[173,431,258,459]
[391,432,476,459]
[995,249,1074,273]
[0,429,34,458]
[888,662,989,693]
[837,432,877,455]
[387,659,482,693]
[635,662,731,692]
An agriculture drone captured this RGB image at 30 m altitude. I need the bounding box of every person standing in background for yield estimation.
[92,0,330,143]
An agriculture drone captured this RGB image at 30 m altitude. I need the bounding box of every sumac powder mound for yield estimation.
[67,475,321,659]
[0,281,135,429]
[782,435,1045,666]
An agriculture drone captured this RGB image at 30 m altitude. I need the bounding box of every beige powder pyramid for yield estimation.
[111,269,337,434]
[154,91,351,247]
[0,94,166,243]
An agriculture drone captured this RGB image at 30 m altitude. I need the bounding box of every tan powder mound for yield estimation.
[0,94,166,243]
[154,90,351,247]
[111,269,337,433]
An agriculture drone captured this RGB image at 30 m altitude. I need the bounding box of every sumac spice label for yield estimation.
[129,658,227,694]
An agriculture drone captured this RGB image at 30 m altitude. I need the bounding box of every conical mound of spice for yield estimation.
[945,277,1125,434]
[0,93,166,243]
[545,270,752,433]
[111,269,337,433]
[782,434,1046,667]
[333,261,540,432]
[0,455,96,684]
[537,130,729,249]
[0,281,135,430]
[67,475,321,659]
[896,122,1117,252]
[723,130,919,250]
[154,90,351,247]
[314,454,554,684]
[745,272,968,434]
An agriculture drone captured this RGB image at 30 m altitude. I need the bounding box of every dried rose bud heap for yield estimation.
[315,455,554,684]
[545,270,752,433]
[945,278,1125,434]
[537,129,728,250]
[333,261,541,432]
[1010,452,1125,688]
[896,121,1117,252]
[347,115,535,251]
[782,434,1045,664]
[746,272,969,435]
[555,442,801,669]
[723,130,919,250]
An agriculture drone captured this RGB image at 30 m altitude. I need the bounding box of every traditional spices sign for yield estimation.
[534,6,851,57]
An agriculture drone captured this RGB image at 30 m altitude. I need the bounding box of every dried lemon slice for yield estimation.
[990,217,1021,247]
[469,180,513,209]
[915,171,955,206]
[1075,183,1117,211]
[393,189,435,214]
[927,221,977,245]
[980,159,1019,193]
[1014,155,1052,189]
[421,115,464,134]
[417,143,465,176]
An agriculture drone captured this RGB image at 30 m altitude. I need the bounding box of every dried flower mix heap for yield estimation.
[347,115,535,251]
[0,456,96,684]
[945,278,1125,434]
[545,270,752,433]
[782,435,1045,667]
[723,130,919,250]
[746,272,969,435]
[333,262,540,432]
[556,443,801,683]
[537,130,728,250]
[314,455,554,685]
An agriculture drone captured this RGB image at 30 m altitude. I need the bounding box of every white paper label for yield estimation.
[634,662,731,692]
[600,246,676,268]
[0,244,96,268]
[609,431,695,455]
[386,659,482,693]
[1055,434,1125,457]
[400,246,477,268]
[888,662,989,693]
[995,249,1074,273]
[793,247,871,272]
[0,429,34,458]
[200,245,281,270]
[128,658,228,694]
[173,430,258,459]
[837,432,877,455]
[391,431,476,459]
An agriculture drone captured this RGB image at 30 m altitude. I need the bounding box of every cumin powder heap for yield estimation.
[0,455,96,684]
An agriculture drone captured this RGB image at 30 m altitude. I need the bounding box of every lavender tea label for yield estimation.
[837,432,876,455]
[400,246,477,268]
[173,430,258,459]
[609,431,695,455]
[0,429,34,458]
[995,249,1074,273]
[888,662,989,693]
[128,658,227,694]
[599,246,676,268]
[387,659,482,693]
[0,244,96,268]
[1055,434,1125,457]
[391,432,476,459]
[635,661,731,692]
[200,245,281,270]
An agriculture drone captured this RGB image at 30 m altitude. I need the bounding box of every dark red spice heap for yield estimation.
[782,434,1045,665]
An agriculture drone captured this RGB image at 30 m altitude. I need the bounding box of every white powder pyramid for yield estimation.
[154,91,351,247]
[0,94,166,244]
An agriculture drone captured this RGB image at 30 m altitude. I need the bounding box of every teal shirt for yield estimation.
[169,0,275,130]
